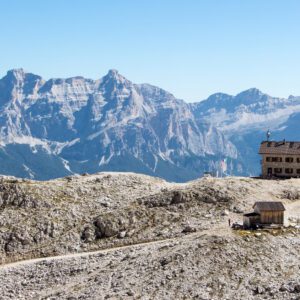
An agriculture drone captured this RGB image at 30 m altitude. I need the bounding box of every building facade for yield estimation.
[259,140,300,178]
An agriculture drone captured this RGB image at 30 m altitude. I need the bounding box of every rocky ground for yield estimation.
[0,172,300,299]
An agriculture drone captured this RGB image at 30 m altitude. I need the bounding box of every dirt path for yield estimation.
[0,235,193,270]
[0,223,230,271]
[2,200,298,271]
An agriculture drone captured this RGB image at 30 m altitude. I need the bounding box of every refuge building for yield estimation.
[259,140,300,178]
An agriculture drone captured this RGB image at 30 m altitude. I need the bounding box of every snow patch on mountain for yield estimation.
[22,164,35,179]
[61,158,74,174]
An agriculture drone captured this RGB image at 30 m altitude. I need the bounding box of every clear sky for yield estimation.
[1,0,300,102]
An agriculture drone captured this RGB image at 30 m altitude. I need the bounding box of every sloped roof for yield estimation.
[253,201,285,211]
[243,212,260,217]
[259,141,300,155]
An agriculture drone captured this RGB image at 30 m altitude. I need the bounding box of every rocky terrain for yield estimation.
[1,229,300,300]
[0,172,300,299]
[0,172,231,265]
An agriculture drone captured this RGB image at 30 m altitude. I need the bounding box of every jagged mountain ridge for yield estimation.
[0,68,238,182]
[191,88,300,133]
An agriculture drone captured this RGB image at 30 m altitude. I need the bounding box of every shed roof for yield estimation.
[243,212,260,217]
[259,141,300,155]
[253,201,285,211]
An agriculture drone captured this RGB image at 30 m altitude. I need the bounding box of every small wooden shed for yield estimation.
[243,201,285,229]
[243,212,260,229]
[253,202,285,225]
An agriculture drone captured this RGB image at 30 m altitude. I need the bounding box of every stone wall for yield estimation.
[261,154,300,178]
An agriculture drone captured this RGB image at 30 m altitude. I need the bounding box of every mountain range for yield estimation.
[0,68,298,181]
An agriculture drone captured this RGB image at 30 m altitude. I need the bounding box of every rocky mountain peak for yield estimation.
[235,88,264,100]
[3,69,27,88]
[99,69,133,99]
[204,92,233,104]
[103,69,129,84]
[7,67,25,77]
[4,68,42,87]
[107,69,119,77]
[0,69,43,104]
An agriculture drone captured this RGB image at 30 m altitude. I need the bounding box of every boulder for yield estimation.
[81,226,95,242]
[171,191,184,204]
[182,225,196,233]
[94,214,130,238]
[294,284,300,293]
[118,231,126,239]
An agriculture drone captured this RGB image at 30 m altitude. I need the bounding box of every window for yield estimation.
[266,157,282,162]
[285,168,293,174]
[297,158,300,163]
[285,157,294,163]
[272,157,282,162]
[289,142,294,148]
[267,142,272,147]
[297,169,300,174]
[274,168,282,174]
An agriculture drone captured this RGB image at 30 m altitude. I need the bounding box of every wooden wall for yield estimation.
[260,211,284,224]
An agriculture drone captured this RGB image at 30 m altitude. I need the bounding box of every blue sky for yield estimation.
[1,0,300,101]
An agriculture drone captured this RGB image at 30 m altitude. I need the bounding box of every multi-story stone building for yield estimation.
[259,140,300,178]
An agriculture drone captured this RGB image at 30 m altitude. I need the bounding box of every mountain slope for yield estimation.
[0,69,239,182]
[191,88,300,133]
[191,89,300,175]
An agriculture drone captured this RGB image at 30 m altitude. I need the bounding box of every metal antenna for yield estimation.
[266,129,271,141]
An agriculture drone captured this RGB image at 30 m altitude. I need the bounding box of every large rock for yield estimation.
[94,214,130,238]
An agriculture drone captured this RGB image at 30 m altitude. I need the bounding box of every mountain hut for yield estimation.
[243,201,285,229]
